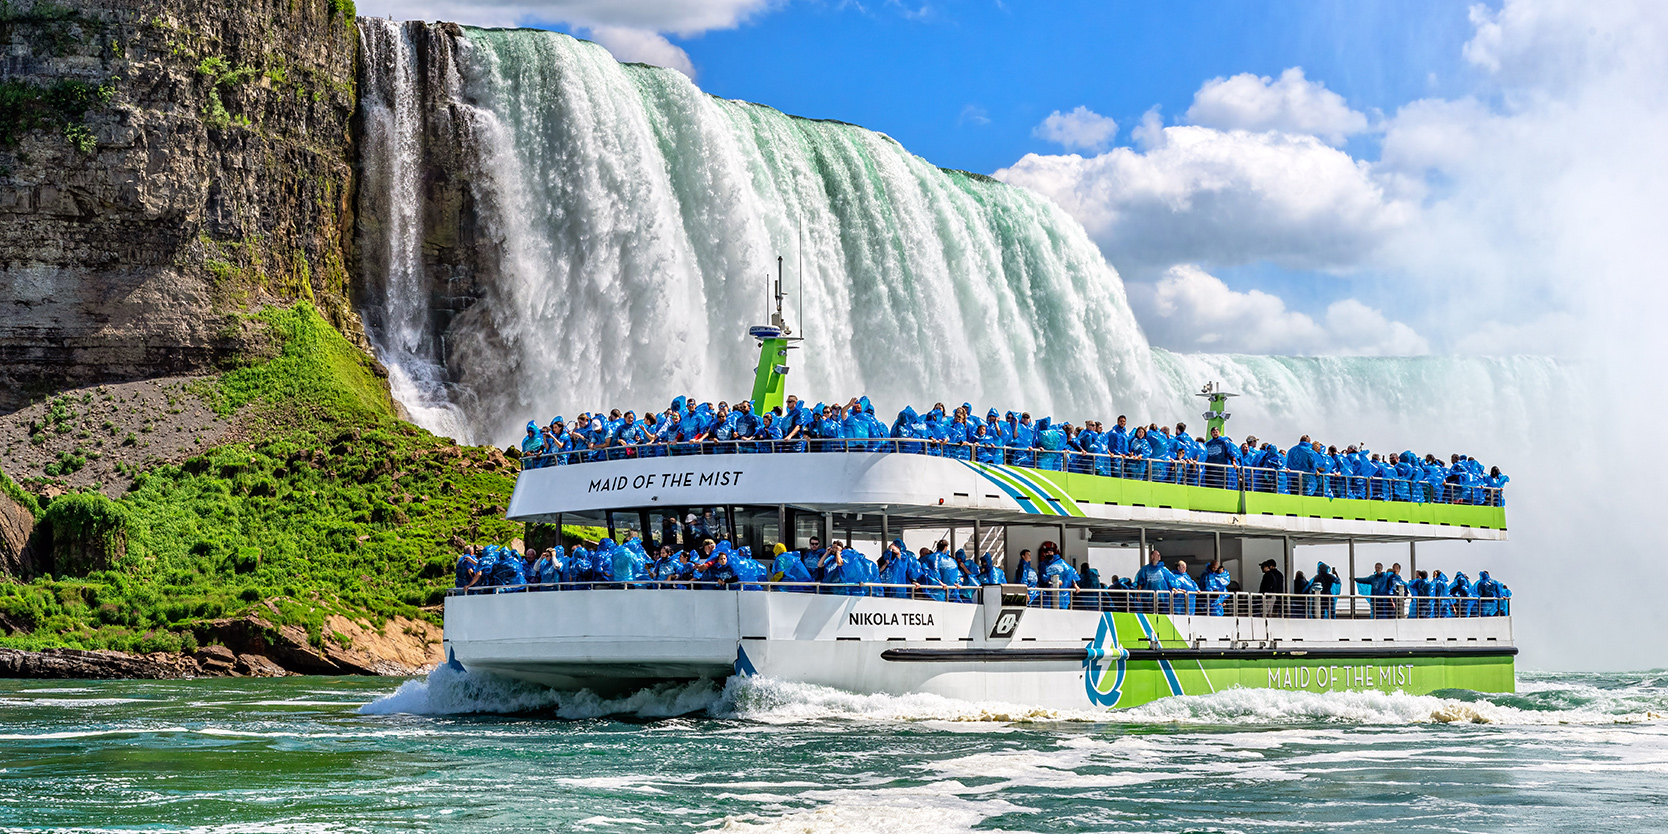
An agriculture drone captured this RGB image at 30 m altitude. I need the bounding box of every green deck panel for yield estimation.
[1023,467,1505,530]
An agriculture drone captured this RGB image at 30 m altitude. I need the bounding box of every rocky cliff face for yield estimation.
[0,0,363,413]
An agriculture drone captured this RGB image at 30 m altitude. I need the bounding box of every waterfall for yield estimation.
[352,22,1568,462]
[355,19,472,440]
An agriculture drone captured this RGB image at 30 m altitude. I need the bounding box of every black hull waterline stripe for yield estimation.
[879,646,1519,663]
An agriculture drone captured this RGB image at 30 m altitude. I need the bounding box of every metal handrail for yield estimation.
[516,438,1504,506]
[447,580,1513,619]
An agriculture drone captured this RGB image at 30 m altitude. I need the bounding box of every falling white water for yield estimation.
[356,19,472,440]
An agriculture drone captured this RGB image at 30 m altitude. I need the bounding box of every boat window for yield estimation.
[790,511,824,549]
[731,505,784,558]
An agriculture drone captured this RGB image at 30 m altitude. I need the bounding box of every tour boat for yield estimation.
[443,281,1514,710]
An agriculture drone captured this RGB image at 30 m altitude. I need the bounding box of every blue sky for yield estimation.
[662,1,1480,176]
[362,0,1658,360]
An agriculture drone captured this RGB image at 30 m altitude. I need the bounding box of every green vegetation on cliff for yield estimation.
[0,305,520,655]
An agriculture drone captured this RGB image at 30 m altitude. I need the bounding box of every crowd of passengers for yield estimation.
[519,395,1509,505]
[454,535,1510,619]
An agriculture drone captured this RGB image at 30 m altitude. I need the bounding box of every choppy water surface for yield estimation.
[0,670,1664,832]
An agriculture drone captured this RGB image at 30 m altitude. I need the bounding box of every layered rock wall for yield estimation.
[0,0,363,413]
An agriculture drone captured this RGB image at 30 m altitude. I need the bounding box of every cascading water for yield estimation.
[352,21,1605,667]
[351,19,1576,461]
[355,19,472,440]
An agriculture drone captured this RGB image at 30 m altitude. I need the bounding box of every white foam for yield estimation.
[1112,685,1668,727]
[357,663,722,717]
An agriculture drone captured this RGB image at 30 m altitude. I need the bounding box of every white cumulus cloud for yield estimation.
[995,124,1412,277]
[1185,67,1369,146]
[587,25,696,76]
[1032,106,1118,151]
[1135,264,1428,356]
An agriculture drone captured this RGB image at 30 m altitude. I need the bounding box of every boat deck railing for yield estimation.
[447,581,1510,620]
[519,440,1504,507]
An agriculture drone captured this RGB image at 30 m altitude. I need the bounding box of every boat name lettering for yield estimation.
[1266,663,1416,690]
[847,611,935,627]
[587,470,746,493]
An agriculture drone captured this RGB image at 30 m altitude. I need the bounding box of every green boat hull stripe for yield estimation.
[881,646,1519,663]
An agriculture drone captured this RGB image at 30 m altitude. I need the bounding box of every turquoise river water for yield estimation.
[1,669,1664,832]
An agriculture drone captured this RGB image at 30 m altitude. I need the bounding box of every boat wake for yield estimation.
[360,666,1668,727]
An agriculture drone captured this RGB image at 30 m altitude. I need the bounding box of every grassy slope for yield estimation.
[0,305,521,654]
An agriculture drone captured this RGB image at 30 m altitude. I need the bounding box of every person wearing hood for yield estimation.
[1135,548,1172,613]
[1450,570,1477,617]
[1476,570,1502,616]
[943,407,975,461]
[1146,425,1172,482]
[1202,560,1231,616]
[875,542,918,599]
[951,548,981,602]
[1486,466,1510,507]
[1036,417,1066,471]
[520,421,546,468]
[1429,569,1453,618]
[753,410,783,452]
[490,546,528,591]
[1312,562,1341,619]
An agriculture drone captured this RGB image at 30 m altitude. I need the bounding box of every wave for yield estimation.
[360,667,1668,728]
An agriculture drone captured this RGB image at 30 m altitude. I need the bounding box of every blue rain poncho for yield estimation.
[1126,432,1151,480]
[1450,571,1476,617]
[1169,569,1200,615]
[1040,553,1079,609]
[532,548,564,586]
[825,548,872,595]
[935,548,968,602]
[1017,555,1040,605]
[1475,570,1500,616]
[454,552,479,589]
[1429,570,1452,617]
[1147,430,1172,482]
[1009,417,1036,467]
[976,554,1004,586]
[770,547,816,592]
[877,550,914,598]
[730,546,768,590]
[520,422,544,462]
[490,549,527,590]
[1037,418,1066,471]
[1409,574,1431,618]
[1202,565,1231,616]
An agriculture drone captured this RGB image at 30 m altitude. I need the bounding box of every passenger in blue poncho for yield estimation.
[1312,562,1341,619]
[1202,560,1231,616]
[1036,417,1066,471]
[1450,570,1476,617]
[531,547,564,587]
[1409,570,1431,618]
[974,423,1003,464]
[976,553,1004,586]
[876,543,919,599]
[946,408,975,461]
[1107,415,1130,477]
[455,545,481,591]
[1134,548,1172,613]
[1015,549,1040,604]
[1038,542,1078,609]
[1169,559,1200,615]
[1203,427,1239,489]
[1475,570,1501,616]
[1147,425,1172,482]
[1429,569,1453,617]
[520,421,545,466]
[1354,562,1388,619]
[932,541,966,601]
[1126,426,1151,481]
[1486,466,1510,506]
[952,549,980,602]
[490,547,527,591]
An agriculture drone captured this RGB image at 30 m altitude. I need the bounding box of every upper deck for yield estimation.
[508,441,1505,543]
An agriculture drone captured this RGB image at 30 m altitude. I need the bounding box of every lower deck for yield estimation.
[444,587,1514,710]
